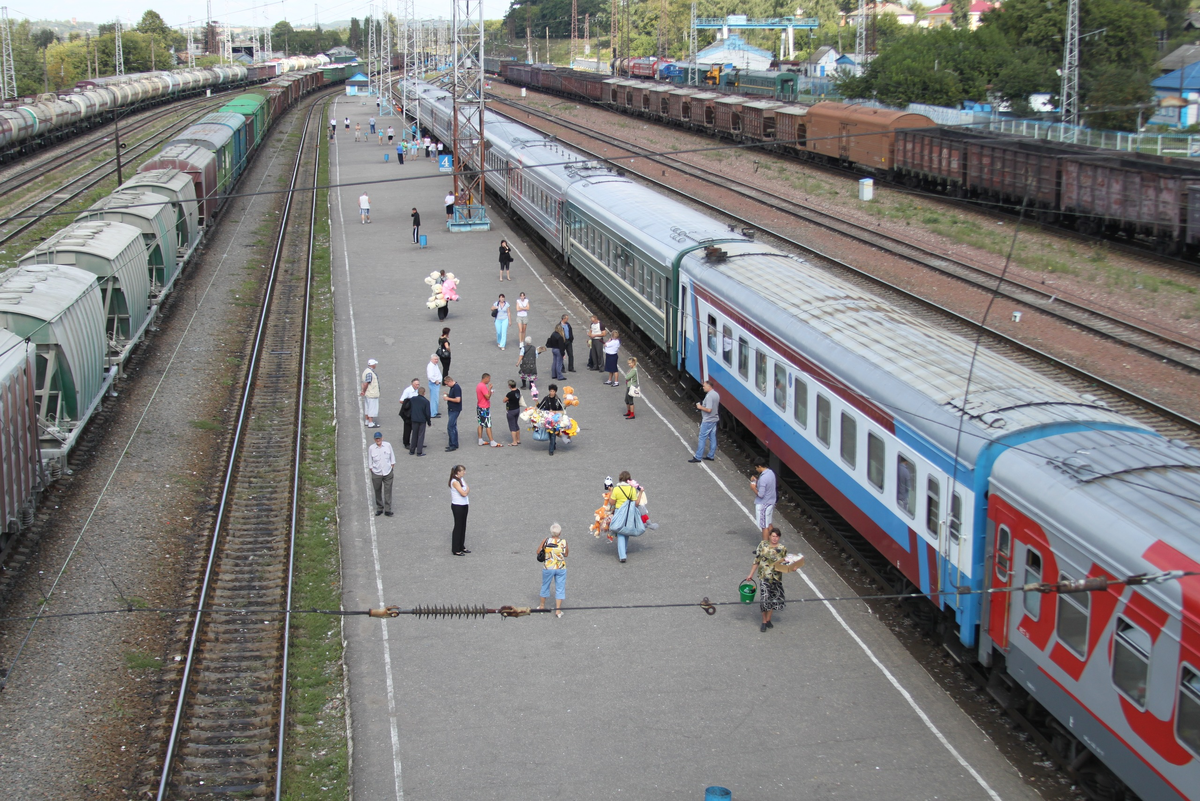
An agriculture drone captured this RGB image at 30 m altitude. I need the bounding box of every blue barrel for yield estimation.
[384,153,390,162]
[419,234,427,248]
[704,788,731,801]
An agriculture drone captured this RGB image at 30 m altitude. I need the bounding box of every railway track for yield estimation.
[0,97,228,248]
[154,92,323,800]
[488,96,1200,441]
[490,95,1200,376]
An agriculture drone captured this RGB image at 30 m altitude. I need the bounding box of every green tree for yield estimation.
[136,10,173,40]
[951,0,970,27]
[349,18,362,50]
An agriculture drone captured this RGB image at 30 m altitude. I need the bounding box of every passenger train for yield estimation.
[0,56,329,162]
[412,79,1200,801]
[0,60,356,561]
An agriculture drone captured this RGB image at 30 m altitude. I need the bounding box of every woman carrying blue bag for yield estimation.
[607,471,646,563]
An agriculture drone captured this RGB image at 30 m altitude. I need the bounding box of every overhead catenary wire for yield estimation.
[1,569,1194,627]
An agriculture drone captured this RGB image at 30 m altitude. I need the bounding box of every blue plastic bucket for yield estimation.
[384,153,389,162]
[419,234,427,248]
[704,788,732,801]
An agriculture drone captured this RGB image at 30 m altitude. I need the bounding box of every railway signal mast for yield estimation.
[448,0,490,231]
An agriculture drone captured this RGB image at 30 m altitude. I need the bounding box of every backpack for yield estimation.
[609,488,646,537]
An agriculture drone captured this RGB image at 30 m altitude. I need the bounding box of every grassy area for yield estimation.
[281,97,349,800]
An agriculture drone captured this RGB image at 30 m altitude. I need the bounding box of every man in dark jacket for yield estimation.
[408,386,432,455]
[546,328,567,380]
[558,314,576,372]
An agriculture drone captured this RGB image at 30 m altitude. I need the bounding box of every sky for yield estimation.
[9,1,514,29]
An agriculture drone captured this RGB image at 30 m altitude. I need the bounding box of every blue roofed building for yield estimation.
[1150,64,1200,128]
[695,34,774,70]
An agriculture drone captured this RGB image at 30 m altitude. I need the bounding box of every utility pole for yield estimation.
[187,27,195,68]
[115,18,125,76]
[584,13,590,58]
[657,0,668,59]
[610,0,617,72]
[206,0,213,54]
[449,0,490,230]
[689,2,697,84]
[546,27,550,64]
[1061,0,1080,139]
[526,24,533,64]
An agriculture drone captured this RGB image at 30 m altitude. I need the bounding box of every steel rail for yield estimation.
[490,95,1200,376]
[488,100,1200,437]
[155,94,321,801]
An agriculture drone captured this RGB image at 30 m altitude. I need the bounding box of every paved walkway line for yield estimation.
[331,98,406,801]
[637,388,1003,801]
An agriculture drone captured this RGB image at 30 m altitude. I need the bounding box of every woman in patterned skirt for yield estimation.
[746,525,787,633]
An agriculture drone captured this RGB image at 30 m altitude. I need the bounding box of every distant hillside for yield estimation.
[28,19,99,37]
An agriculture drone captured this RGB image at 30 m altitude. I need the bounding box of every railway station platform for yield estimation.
[326,95,1039,801]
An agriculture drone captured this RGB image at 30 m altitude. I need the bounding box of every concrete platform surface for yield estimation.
[328,97,1038,801]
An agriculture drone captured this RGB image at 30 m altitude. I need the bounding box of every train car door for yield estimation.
[987,519,1013,650]
[839,122,853,162]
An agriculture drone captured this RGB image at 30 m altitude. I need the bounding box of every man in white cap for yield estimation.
[368,431,395,516]
[361,358,381,428]
[426,353,443,419]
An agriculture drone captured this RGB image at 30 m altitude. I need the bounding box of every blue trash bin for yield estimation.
[419,234,427,248]
[704,788,731,801]
[384,153,389,162]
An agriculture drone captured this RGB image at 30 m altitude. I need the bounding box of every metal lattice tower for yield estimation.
[223,22,232,64]
[1061,0,1080,139]
[1,7,16,100]
[571,0,578,64]
[380,1,394,115]
[115,18,125,76]
[854,0,866,76]
[405,0,419,133]
[263,24,272,59]
[449,0,489,229]
[187,27,196,68]
[610,0,618,71]
[368,3,377,94]
[688,2,697,84]
[657,0,668,59]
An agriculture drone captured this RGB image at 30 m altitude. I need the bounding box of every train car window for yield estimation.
[755,350,768,395]
[655,277,664,311]
[707,315,717,352]
[896,456,916,517]
[840,412,857,468]
[1023,549,1042,618]
[1179,665,1200,756]
[867,433,884,489]
[950,492,963,542]
[722,326,733,365]
[774,364,787,408]
[926,477,940,536]
[794,378,808,428]
[1057,571,1089,657]
[816,395,831,446]
[995,525,1010,581]
[738,338,749,379]
[1113,618,1151,708]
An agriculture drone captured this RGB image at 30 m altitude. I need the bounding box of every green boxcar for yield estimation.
[220,94,269,149]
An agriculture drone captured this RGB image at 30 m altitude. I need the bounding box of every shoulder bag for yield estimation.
[491,307,499,318]
[537,538,548,562]
[609,489,647,537]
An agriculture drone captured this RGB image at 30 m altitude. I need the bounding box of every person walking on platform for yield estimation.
[547,327,567,381]
[369,116,376,135]
[444,376,462,451]
[361,358,381,428]
[368,431,396,517]
[445,190,455,220]
[359,191,371,224]
[437,141,444,161]
[427,354,443,419]
[602,331,621,385]
[689,380,720,463]
[746,526,788,632]
[623,357,640,419]
[437,327,452,376]
[751,457,777,541]
[386,125,395,146]
[515,292,530,342]
[607,472,643,562]
[537,384,565,456]
[344,117,350,130]
[492,294,511,350]
[408,387,431,456]
[411,208,421,244]
[449,465,470,555]
[477,373,501,448]
[355,122,363,142]
[498,239,513,281]
[587,315,605,371]
[504,379,523,446]
[517,336,543,390]
[537,524,568,617]
[559,314,576,372]
[399,378,420,450]
[378,128,384,146]
[396,142,405,164]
